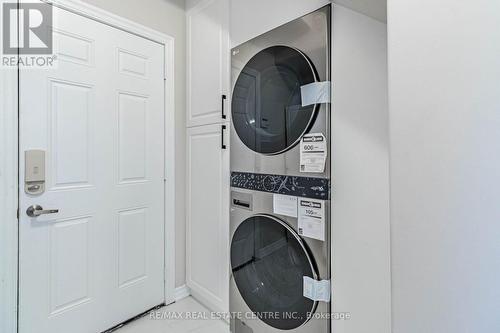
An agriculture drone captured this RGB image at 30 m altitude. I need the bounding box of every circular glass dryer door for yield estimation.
[231,46,319,155]
[230,215,317,330]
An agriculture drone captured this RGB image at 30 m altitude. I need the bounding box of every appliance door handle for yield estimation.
[221,125,227,150]
[221,94,227,119]
[233,199,250,208]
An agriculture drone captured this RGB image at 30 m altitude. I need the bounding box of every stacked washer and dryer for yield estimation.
[229,5,331,333]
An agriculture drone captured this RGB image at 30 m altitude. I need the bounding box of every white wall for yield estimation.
[388,1,500,332]
[331,5,391,333]
[334,0,386,23]
[228,0,387,47]
[229,0,330,46]
[81,0,187,288]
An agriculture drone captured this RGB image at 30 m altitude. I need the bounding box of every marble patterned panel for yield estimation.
[231,172,330,200]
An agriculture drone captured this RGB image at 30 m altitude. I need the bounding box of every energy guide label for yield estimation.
[300,133,327,173]
[298,199,325,241]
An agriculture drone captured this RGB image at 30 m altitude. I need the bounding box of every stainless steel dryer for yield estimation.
[229,5,331,333]
[230,5,331,178]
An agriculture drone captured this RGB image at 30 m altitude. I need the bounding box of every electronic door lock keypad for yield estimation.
[25,150,46,195]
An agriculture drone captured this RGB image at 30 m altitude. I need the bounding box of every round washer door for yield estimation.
[231,46,319,155]
[230,215,317,330]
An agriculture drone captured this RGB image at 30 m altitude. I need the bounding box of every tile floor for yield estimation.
[115,297,229,333]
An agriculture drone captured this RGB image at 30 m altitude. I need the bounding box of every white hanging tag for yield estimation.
[303,276,331,302]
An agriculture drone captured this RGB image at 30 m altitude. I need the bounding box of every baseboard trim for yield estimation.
[174,285,191,302]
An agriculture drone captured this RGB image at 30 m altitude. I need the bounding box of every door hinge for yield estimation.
[17,208,19,219]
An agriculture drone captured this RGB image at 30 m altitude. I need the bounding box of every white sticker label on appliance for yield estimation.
[303,276,331,302]
[300,133,327,173]
[273,194,298,218]
[301,81,332,106]
[298,198,325,241]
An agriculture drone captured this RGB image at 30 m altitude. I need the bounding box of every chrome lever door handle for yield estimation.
[26,205,59,217]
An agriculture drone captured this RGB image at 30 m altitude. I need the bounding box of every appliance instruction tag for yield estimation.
[298,198,325,241]
[273,194,298,218]
[303,276,331,302]
[300,133,327,173]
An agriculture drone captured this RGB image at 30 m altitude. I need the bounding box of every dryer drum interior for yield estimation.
[231,46,320,155]
[230,214,318,330]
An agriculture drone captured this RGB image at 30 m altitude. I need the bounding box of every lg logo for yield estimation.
[2,3,53,54]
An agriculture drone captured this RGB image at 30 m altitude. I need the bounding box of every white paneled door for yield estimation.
[19,6,165,333]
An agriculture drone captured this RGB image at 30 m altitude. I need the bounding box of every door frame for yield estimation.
[0,1,176,332]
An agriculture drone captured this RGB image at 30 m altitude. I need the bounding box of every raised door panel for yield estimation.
[186,124,229,313]
[49,217,92,315]
[117,92,148,184]
[117,208,147,288]
[49,80,93,190]
[187,0,230,127]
